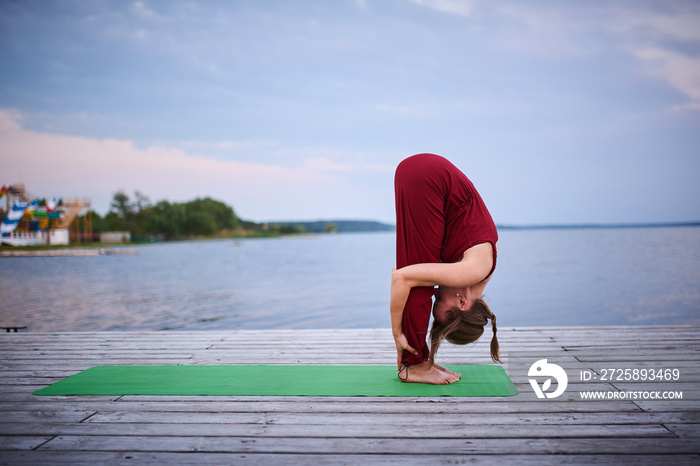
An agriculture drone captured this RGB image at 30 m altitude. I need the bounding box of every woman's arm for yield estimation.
[396,242,494,289]
[390,268,418,369]
[389,242,494,369]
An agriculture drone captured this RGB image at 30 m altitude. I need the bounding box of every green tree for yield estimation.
[110,190,133,219]
[101,192,243,240]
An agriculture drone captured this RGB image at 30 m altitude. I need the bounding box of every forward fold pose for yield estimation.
[391,153,501,385]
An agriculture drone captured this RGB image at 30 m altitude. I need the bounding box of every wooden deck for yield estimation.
[1,326,698,464]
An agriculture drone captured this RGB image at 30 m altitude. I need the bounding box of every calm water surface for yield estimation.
[1,227,699,332]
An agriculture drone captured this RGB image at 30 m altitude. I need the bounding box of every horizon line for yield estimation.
[263,219,700,230]
[498,221,700,230]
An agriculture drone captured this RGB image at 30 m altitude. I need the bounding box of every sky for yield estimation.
[1,0,699,225]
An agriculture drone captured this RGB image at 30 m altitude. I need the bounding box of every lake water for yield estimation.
[1,226,699,332]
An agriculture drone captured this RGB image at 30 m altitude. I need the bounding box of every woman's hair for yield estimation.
[429,298,501,364]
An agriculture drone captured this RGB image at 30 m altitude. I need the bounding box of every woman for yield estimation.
[391,153,500,385]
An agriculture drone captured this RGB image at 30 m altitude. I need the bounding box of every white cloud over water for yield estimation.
[0,110,393,221]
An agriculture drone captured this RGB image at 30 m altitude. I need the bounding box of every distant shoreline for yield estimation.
[267,219,700,232]
[265,220,700,233]
[497,221,700,231]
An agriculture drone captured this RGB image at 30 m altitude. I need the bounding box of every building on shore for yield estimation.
[0,184,92,247]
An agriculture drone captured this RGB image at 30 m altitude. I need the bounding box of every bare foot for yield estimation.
[433,363,461,380]
[399,362,460,385]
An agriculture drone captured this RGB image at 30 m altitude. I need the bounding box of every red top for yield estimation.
[396,153,498,273]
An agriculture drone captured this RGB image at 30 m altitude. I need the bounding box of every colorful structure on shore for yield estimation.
[0,184,91,246]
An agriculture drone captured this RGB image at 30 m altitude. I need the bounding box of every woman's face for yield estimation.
[432,286,464,325]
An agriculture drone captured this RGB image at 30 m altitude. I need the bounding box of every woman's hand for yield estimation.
[393,331,417,370]
[390,267,418,369]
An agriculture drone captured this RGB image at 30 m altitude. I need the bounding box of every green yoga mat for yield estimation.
[33,364,518,397]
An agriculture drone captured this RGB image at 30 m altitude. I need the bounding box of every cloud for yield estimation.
[643,5,700,42]
[620,7,700,110]
[354,0,368,10]
[495,3,599,56]
[409,0,475,18]
[633,47,700,109]
[495,2,700,110]
[0,110,388,220]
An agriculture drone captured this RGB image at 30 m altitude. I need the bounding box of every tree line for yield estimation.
[90,191,305,241]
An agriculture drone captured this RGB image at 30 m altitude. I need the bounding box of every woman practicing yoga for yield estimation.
[391,153,500,385]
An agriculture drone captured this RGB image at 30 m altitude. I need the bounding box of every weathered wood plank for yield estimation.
[37,435,700,455]
[0,422,675,439]
[0,410,94,424]
[3,451,699,466]
[3,410,699,429]
[0,435,53,450]
[0,399,650,414]
[663,423,700,437]
[635,400,700,412]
